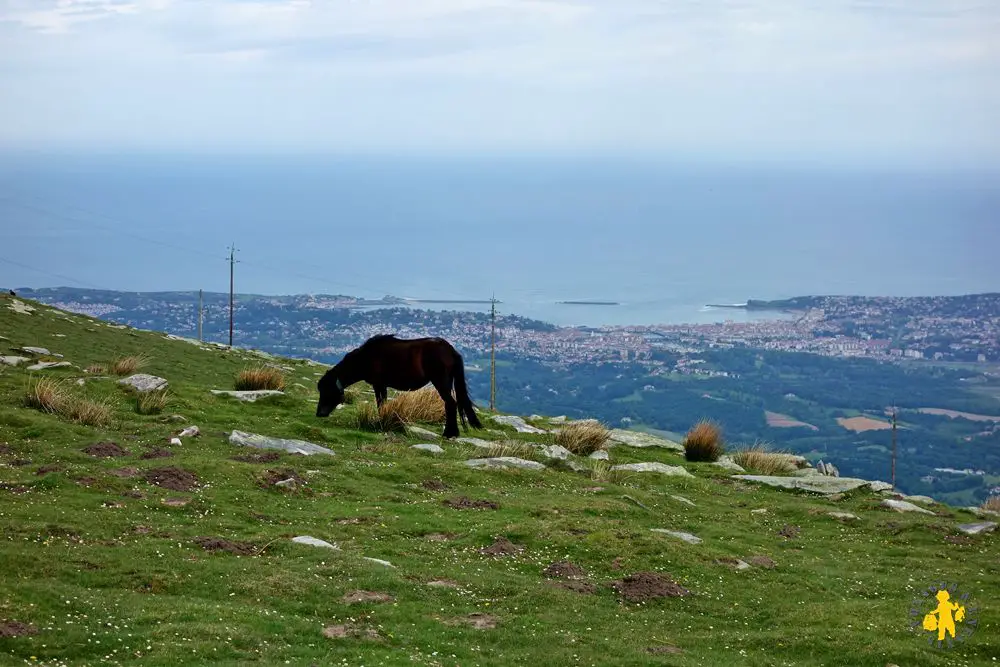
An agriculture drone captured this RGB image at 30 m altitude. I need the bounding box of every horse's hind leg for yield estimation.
[432,378,460,438]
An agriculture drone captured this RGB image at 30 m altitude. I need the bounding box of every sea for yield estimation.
[1,153,997,327]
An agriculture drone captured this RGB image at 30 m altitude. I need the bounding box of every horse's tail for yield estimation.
[452,349,483,431]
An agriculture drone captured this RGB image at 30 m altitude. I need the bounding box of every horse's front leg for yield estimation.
[373,385,387,407]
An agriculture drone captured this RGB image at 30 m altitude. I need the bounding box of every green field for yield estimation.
[1,296,997,666]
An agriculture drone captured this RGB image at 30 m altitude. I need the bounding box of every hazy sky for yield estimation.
[0,0,997,165]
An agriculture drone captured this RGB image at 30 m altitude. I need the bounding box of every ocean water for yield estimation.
[1,153,997,327]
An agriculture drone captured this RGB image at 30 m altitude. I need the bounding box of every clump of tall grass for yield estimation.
[25,378,114,427]
[234,365,286,391]
[109,354,150,376]
[589,459,632,484]
[135,389,170,415]
[85,364,107,375]
[355,401,408,434]
[731,442,798,475]
[683,419,725,462]
[382,386,445,423]
[485,439,541,460]
[981,495,1000,515]
[555,420,610,455]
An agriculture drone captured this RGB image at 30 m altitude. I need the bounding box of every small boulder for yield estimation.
[538,445,572,461]
[589,450,609,461]
[412,444,444,454]
[18,346,51,356]
[902,495,936,505]
[120,374,168,393]
[881,499,934,515]
[492,415,547,434]
[465,457,546,471]
[0,356,29,367]
[670,495,695,506]
[956,521,997,535]
[713,456,746,473]
[612,462,694,478]
[867,481,895,492]
[27,361,72,371]
[230,430,335,456]
[607,429,684,452]
[291,535,340,550]
[210,389,283,402]
[651,528,702,545]
[455,437,493,449]
[828,512,859,521]
[408,425,442,440]
[362,557,395,568]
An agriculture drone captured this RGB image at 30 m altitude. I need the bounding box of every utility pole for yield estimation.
[490,295,497,412]
[228,244,239,348]
[198,289,203,342]
[891,405,898,490]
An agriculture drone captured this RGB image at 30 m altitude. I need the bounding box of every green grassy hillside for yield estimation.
[0,295,997,666]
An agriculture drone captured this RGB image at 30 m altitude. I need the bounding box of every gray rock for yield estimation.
[791,468,824,477]
[612,462,694,478]
[566,460,591,473]
[734,475,876,495]
[828,512,860,521]
[670,495,696,506]
[589,450,609,461]
[210,389,283,402]
[714,456,746,473]
[967,507,1000,518]
[0,356,29,367]
[27,361,72,371]
[292,536,340,550]
[539,444,572,460]
[18,346,51,356]
[464,457,546,471]
[492,415,547,434]
[881,499,935,515]
[956,521,997,535]
[362,557,396,568]
[274,478,298,488]
[607,429,684,452]
[7,300,35,315]
[650,529,703,545]
[177,426,200,438]
[119,374,168,392]
[549,415,568,423]
[411,443,444,454]
[867,481,895,492]
[229,429,336,456]
[902,495,936,505]
[408,425,441,440]
[455,437,493,449]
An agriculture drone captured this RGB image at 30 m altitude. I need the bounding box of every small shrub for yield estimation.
[109,354,149,376]
[25,378,69,414]
[731,442,797,475]
[355,401,407,434]
[135,389,170,415]
[555,420,610,455]
[683,420,725,462]
[382,386,445,423]
[981,495,1000,514]
[235,365,286,391]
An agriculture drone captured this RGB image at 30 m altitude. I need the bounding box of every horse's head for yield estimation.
[316,369,345,417]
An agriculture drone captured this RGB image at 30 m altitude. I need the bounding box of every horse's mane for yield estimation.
[360,334,399,348]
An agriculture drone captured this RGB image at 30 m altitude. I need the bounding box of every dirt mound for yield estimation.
[258,468,304,489]
[140,447,174,460]
[480,537,525,557]
[108,467,140,478]
[0,444,11,455]
[10,459,31,467]
[611,572,690,603]
[0,483,30,494]
[144,466,199,491]
[778,525,801,539]
[554,580,597,594]
[35,464,64,476]
[445,613,497,630]
[421,478,450,491]
[322,624,381,640]
[231,451,281,464]
[0,621,38,638]
[443,496,499,510]
[83,441,129,458]
[748,556,776,569]
[342,590,395,604]
[944,534,973,545]
[544,560,586,579]
[193,536,256,556]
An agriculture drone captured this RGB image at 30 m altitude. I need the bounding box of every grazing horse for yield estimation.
[316,334,483,438]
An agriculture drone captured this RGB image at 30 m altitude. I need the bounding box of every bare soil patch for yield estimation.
[426,579,460,589]
[75,476,97,487]
[445,613,498,630]
[443,496,499,510]
[837,416,891,432]
[342,590,395,604]
[424,532,457,542]
[480,537,525,557]
[944,534,973,546]
[0,444,11,455]
[544,560,586,579]
[749,556,776,569]
[778,524,801,539]
[10,459,31,467]
[83,441,129,458]
[35,464,64,475]
[646,645,683,655]
[421,478,450,491]
[108,467,140,478]
[611,572,690,603]
[765,411,819,430]
[322,624,381,640]
[0,483,30,494]
[144,466,199,491]
[258,468,304,489]
[918,407,1000,422]
[0,621,38,638]
[231,451,281,464]
[554,580,597,594]
[140,447,174,460]
[193,536,256,556]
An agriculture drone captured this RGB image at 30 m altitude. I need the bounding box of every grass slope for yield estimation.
[0,296,997,667]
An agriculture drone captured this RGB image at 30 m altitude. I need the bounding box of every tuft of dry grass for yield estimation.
[85,364,107,375]
[235,365,286,391]
[382,386,446,423]
[589,460,632,484]
[555,420,610,455]
[731,442,798,475]
[25,378,113,427]
[135,389,170,415]
[355,401,408,434]
[109,354,150,376]
[683,419,725,462]
[981,495,1000,514]
[485,440,541,460]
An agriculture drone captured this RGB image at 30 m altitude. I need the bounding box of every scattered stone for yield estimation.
[177,425,200,438]
[274,478,298,489]
[322,624,381,640]
[407,425,441,440]
[194,536,255,556]
[27,361,72,371]
[421,479,450,491]
[867,481,895,492]
[589,450,609,461]
[611,572,690,603]
[750,508,768,515]
[749,555,776,569]
[7,300,35,314]
[108,467,140,478]
[778,525,801,539]
[670,495,696,507]
[411,443,444,454]
[713,456,746,473]
[144,466,199,491]
[0,355,29,366]
[956,521,997,535]
[119,374,168,392]
[210,389,283,401]
[881,499,934,515]
[480,537,525,557]
[446,613,498,630]
[426,579,460,588]
[161,497,190,507]
[549,415,568,423]
[538,444,572,460]
[83,441,129,458]
[259,468,304,489]
[18,346,51,356]
[0,621,38,638]
[829,512,860,521]
[160,414,188,423]
[231,451,281,464]
[140,447,174,460]
[716,556,751,571]
[816,460,841,477]
[443,496,499,510]
[464,457,546,471]
[902,495,936,505]
[292,535,340,550]
[651,529,703,545]
[544,560,587,579]
[342,590,394,604]
[734,475,880,495]
[230,430,335,456]
[454,437,492,449]
[424,533,456,542]
[169,437,183,447]
[607,429,684,452]
[492,415,547,433]
[611,462,694,478]
[362,557,395,568]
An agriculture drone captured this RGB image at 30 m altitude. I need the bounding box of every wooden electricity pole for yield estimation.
[228,244,239,348]
[198,289,203,342]
[490,295,497,412]
[891,405,898,489]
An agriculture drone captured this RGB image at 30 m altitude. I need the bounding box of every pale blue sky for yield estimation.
[0,1,997,166]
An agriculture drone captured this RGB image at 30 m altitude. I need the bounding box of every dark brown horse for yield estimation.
[316,334,483,438]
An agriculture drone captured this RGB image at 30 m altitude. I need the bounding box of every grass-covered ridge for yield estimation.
[0,295,997,666]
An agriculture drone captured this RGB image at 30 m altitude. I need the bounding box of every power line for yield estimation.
[0,255,109,290]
